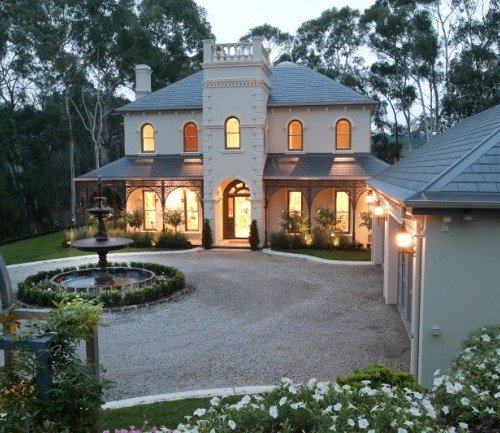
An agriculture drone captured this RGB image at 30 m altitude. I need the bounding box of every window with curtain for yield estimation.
[288,120,303,150]
[336,191,350,232]
[141,123,155,152]
[225,117,240,149]
[336,119,351,150]
[184,122,198,152]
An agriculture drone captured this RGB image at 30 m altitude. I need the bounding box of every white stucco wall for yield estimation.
[418,214,500,385]
[123,111,203,155]
[266,106,371,153]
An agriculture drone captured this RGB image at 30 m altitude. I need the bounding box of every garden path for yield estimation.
[8,250,410,401]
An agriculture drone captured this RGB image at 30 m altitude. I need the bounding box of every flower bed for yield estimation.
[18,262,185,308]
[106,326,499,433]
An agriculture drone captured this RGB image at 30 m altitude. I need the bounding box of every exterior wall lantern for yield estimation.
[396,222,415,255]
[365,190,374,204]
[373,203,387,221]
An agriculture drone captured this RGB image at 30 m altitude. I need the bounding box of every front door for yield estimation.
[397,251,413,334]
[223,180,251,239]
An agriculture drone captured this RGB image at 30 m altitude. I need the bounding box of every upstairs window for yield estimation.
[288,120,303,151]
[184,122,198,152]
[225,117,240,149]
[336,119,351,150]
[141,123,155,153]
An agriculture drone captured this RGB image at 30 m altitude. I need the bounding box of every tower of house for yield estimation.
[201,37,271,244]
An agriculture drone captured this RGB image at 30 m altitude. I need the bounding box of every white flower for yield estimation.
[485,407,495,414]
[469,385,478,394]
[279,396,287,406]
[269,406,278,419]
[358,418,369,429]
[442,406,449,415]
[407,407,421,416]
[312,393,324,401]
[228,420,236,430]
[397,428,408,433]
[290,402,306,409]
[281,377,293,387]
[193,408,206,417]
[323,406,332,413]
[333,403,342,411]
[210,397,220,407]
[481,334,491,342]
[458,422,468,429]
[360,386,377,396]
[460,397,469,406]
[288,385,298,394]
[347,418,355,427]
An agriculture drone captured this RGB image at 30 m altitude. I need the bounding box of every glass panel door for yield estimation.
[143,191,156,230]
[234,196,251,238]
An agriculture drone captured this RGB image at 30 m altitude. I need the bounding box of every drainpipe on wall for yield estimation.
[410,218,423,379]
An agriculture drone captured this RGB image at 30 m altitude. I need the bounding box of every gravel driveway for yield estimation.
[8,250,410,401]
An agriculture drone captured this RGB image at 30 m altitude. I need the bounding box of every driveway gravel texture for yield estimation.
[9,250,410,401]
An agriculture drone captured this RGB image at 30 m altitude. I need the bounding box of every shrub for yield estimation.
[163,209,183,233]
[280,210,309,234]
[156,232,191,249]
[129,231,154,248]
[126,208,144,231]
[310,226,332,250]
[18,262,186,309]
[359,210,373,231]
[269,231,290,250]
[202,219,213,249]
[432,326,500,431]
[63,226,93,247]
[336,363,426,392]
[316,207,342,245]
[249,219,259,250]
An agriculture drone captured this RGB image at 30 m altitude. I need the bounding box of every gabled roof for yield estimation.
[264,153,388,180]
[75,155,203,181]
[116,63,374,112]
[369,104,500,208]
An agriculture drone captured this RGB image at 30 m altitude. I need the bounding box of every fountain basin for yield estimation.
[71,237,134,251]
[50,267,156,293]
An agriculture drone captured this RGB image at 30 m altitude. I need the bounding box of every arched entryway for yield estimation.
[223,180,251,239]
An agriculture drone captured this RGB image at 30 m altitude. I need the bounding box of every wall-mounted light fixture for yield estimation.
[373,203,387,221]
[396,222,415,255]
[365,190,374,205]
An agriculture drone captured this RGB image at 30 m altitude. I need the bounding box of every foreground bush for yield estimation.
[0,299,104,433]
[156,232,191,249]
[18,262,185,308]
[107,326,499,433]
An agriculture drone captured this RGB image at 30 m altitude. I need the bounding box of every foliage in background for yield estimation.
[163,209,183,233]
[280,210,309,234]
[126,209,145,232]
[0,299,104,433]
[358,210,373,232]
[248,219,260,250]
[202,219,213,249]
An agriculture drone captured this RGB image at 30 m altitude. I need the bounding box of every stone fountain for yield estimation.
[51,178,155,292]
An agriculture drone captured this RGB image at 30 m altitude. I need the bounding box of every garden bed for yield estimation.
[284,248,371,261]
[17,262,185,309]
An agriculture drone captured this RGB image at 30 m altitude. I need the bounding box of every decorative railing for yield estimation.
[212,42,253,62]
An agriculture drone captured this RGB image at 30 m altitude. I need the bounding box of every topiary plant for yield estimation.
[249,219,260,250]
[202,218,213,249]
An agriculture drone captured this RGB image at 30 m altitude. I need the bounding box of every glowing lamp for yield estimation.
[365,190,374,204]
[396,223,414,253]
[373,205,386,219]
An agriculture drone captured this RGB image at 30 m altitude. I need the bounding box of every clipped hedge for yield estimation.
[18,262,185,309]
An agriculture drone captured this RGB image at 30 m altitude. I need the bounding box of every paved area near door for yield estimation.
[8,251,410,401]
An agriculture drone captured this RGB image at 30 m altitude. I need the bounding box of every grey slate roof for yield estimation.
[264,153,389,180]
[76,155,203,181]
[369,104,500,207]
[116,63,374,112]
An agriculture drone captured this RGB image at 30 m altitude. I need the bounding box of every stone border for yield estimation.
[6,247,204,269]
[263,248,375,266]
[102,385,275,410]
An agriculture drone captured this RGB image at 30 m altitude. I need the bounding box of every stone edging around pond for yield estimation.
[262,248,375,266]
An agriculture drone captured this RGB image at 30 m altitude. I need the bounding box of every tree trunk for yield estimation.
[65,86,76,224]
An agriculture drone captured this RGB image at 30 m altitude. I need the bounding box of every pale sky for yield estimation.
[195,0,376,43]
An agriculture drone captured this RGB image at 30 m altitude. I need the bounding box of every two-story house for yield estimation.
[76,38,388,247]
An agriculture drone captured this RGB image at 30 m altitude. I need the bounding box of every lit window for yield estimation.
[184,122,198,152]
[141,123,155,152]
[288,191,302,214]
[336,191,350,233]
[288,120,303,151]
[143,191,157,230]
[336,119,351,150]
[225,117,240,149]
[165,188,200,232]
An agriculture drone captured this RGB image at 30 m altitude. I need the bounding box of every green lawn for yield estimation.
[0,231,156,265]
[101,396,239,431]
[286,248,371,261]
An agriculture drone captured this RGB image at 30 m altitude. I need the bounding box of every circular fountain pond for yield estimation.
[50,267,156,293]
